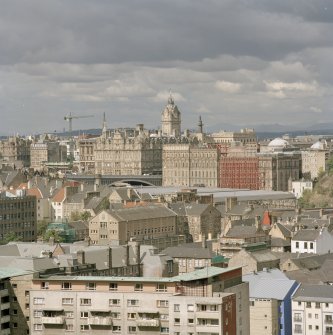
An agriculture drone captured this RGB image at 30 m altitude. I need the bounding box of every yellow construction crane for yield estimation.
[64,112,94,134]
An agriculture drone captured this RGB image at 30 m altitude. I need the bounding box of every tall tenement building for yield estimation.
[162,143,219,187]
[29,266,249,335]
[94,124,163,176]
[0,192,37,242]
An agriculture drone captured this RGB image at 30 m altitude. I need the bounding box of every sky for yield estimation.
[1,0,333,135]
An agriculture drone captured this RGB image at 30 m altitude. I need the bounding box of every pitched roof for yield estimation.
[293,284,333,302]
[162,246,213,259]
[104,204,176,222]
[243,269,298,300]
[292,229,321,241]
[52,187,66,202]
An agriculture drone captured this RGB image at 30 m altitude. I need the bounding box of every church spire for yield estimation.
[102,112,107,134]
[198,115,203,133]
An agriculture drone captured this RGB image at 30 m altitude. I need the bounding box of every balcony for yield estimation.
[41,316,65,324]
[0,289,9,297]
[88,316,112,326]
[293,317,302,322]
[136,318,160,328]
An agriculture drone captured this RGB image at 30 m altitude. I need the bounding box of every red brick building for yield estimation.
[219,157,260,189]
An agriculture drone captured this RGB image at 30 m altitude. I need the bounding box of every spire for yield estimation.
[102,112,107,134]
[198,115,203,133]
[168,89,174,105]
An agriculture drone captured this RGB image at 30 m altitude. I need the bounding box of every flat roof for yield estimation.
[37,266,241,283]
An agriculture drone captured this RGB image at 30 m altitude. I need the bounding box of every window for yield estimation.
[62,298,73,305]
[306,302,311,308]
[80,325,89,331]
[109,299,120,306]
[157,300,169,308]
[127,299,139,306]
[187,304,194,312]
[210,305,218,311]
[128,313,136,319]
[197,304,207,311]
[310,242,314,249]
[174,318,180,325]
[134,283,143,291]
[111,312,120,319]
[66,324,74,332]
[160,327,169,334]
[128,326,136,333]
[80,312,88,318]
[34,310,43,318]
[160,314,169,320]
[188,318,194,325]
[308,313,312,318]
[86,282,96,291]
[112,325,121,332]
[80,298,91,306]
[13,322,17,328]
[41,282,49,289]
[34,324,43,331]
[62,282,72,290]
[12,309,18,315]
[109,283,118,291]
[309,325,312,330]
[65,311,74,319]
[315,314,319,319]
[304,242,308,249]
[315,326,319,330]
[315,302,320,309]
[296,242,299,248]
[33,298,44,305]
[156,283,167,292]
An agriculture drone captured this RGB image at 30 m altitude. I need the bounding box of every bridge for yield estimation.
[65,174,162,186]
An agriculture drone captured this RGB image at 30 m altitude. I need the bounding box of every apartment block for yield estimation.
[0,193,37,242]
[29,266,249,335]
[292,284,333,335]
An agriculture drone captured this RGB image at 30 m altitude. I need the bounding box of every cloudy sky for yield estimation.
[1,0,333,135]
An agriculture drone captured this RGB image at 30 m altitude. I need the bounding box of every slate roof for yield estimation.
[225,225,263,238]
[271,237,291,247]
[293,284,333,302]
[162,246,213,259]
[250,249,280,263]
[185,203,210,216]
[292,229,321,241]
[106,204,176,221]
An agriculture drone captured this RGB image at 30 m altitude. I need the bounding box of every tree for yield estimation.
[1,232,22,245]
[43,229,64,243]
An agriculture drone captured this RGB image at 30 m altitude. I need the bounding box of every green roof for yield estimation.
[212,255,229,264]
[0,267,35,280]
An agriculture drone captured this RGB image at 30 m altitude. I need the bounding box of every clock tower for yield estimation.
[161,92,181,137]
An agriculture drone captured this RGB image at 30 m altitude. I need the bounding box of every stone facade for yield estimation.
[258,152,301,191]
[94,125,163,176]
[162,143,219,187]
[161,94,181,137]
[0,136,31,167]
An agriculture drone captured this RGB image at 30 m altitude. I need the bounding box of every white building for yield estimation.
[292,284,333,335]
[291,228,333,254]
[291,180,313,199]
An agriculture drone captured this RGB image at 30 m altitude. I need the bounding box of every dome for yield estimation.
[268,137,289,148]
[310,141,326,150]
